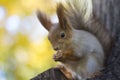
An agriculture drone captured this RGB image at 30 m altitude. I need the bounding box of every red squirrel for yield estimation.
[37,0,112,80]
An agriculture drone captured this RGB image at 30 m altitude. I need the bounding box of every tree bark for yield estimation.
[31,0,120,80]
[31,68,68,80]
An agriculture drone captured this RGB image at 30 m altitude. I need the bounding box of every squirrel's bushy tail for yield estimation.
[65,0,93,22]
[59,0,112,56]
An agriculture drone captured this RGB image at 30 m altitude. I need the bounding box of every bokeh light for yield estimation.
[0,0,58,80]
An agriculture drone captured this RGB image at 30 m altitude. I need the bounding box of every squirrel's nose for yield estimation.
[54,47,59,51]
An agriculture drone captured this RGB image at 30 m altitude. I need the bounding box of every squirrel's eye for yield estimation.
[60,32,65,38]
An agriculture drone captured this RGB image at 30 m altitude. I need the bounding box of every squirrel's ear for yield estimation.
[57,3,71,30]
[37,10,52,31]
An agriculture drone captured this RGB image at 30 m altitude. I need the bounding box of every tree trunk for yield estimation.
[31,0,120,80]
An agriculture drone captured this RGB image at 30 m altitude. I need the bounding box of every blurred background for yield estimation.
[0,0,59,80]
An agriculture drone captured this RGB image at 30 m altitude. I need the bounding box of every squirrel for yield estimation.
[37,0,112,80]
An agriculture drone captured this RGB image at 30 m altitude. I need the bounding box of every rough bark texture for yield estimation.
[31,68,68,80]
[31,0,120,80]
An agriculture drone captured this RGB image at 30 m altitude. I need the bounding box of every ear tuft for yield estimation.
[37,10,52,31]
[57,3,68,29]
[57,3,65,20]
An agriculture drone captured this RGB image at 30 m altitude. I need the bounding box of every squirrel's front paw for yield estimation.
[53,51,63,61]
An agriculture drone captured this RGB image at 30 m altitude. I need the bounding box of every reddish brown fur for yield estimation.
[56,4,72,38]
[54,50,80,62]
[37,10,52,31]
[57,65,74,80]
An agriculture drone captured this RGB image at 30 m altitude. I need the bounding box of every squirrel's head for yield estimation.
[37,4,72,51]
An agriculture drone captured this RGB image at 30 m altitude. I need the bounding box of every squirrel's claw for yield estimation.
[53,51,63,61]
